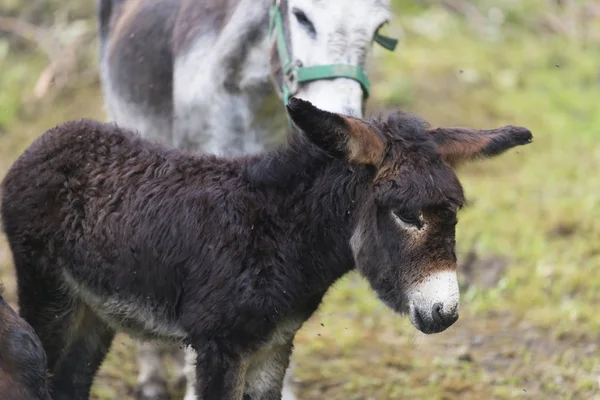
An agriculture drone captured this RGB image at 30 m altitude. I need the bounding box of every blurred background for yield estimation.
[1,0,599,399]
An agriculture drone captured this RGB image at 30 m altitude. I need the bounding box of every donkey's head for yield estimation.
[0,286,50,399]
[270,0,395,117]
[287,98,533,334]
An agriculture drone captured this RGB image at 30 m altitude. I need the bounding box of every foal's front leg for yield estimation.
[193,341,246,400]
[243,339,295,400]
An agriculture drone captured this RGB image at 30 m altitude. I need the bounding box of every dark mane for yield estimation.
[243,128,370,191]
[245,111,466,213]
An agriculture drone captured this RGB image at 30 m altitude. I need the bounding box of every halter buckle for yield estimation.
[284,60,302,96]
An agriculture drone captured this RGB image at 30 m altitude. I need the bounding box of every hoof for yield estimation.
[135,378,170,400]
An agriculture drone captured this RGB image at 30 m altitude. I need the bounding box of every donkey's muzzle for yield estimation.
[410,302,459,334]
[432,302,459,328]
[407,270,460,334]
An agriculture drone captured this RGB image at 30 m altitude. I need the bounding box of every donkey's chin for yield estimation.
[408,302,457,334]
[294,81,364,118]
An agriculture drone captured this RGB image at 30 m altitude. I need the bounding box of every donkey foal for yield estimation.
[0,98,532,400]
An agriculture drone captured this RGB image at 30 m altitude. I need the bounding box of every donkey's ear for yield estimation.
[286,97,385,165]
[427,125,533,167]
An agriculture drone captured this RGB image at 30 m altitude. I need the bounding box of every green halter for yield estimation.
[268,2,398,105]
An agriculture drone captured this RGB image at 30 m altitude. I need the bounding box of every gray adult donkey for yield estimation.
[97,0,398,398]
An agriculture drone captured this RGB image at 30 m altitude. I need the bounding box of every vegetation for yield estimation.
[1,0,599,398]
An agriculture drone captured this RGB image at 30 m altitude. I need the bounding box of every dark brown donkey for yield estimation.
[0,285,51,400]
[1,98,532,400]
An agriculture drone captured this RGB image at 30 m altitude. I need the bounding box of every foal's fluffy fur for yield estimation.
[1,99,532,399]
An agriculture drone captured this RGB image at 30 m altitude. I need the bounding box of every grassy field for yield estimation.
[1,1,599,399]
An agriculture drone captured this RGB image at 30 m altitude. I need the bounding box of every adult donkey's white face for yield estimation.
[287,0,392,117]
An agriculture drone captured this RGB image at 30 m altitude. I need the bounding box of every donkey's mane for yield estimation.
[245,110,463,209]
[244,129,337,187]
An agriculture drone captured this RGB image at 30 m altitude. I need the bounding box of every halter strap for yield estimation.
[269,3,398,105]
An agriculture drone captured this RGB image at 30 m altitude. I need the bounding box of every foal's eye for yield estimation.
[292,8,316,37]
[392,210,423,228]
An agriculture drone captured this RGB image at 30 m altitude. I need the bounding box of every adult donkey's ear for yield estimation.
[427,125,533,167]
[286,97,385,166]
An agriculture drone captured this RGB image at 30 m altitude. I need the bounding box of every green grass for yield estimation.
[1,2,600,399]
[0,51,46,129]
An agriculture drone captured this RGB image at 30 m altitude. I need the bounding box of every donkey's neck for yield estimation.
[244,137,368,296]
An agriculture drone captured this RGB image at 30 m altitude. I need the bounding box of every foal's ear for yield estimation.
[427,125,533,167]
[286,97,385,165]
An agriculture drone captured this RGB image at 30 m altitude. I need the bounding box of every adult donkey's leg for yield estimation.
[136,342,170,400]
[182,346,198,400]
[281,365,298,400]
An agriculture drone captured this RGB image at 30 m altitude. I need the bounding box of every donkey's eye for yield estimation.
[293,8,316,38]
[392,210,423,228]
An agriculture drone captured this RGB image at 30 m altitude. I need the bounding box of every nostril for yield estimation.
[432,302,444,325]
[432,302,459,327]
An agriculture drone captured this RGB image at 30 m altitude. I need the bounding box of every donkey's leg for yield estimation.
[49,304,115,400]
[193,341,247,400]
[171,344,190,391]
[16,270,114,400]
[182,346,198,400]
[136,341,170,400]
[281,364,298,400]
[243,339,295,400]
[135,342,192,400]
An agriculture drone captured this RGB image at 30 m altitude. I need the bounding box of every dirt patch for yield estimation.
[293,309,600,400]
[408,313,600,399]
